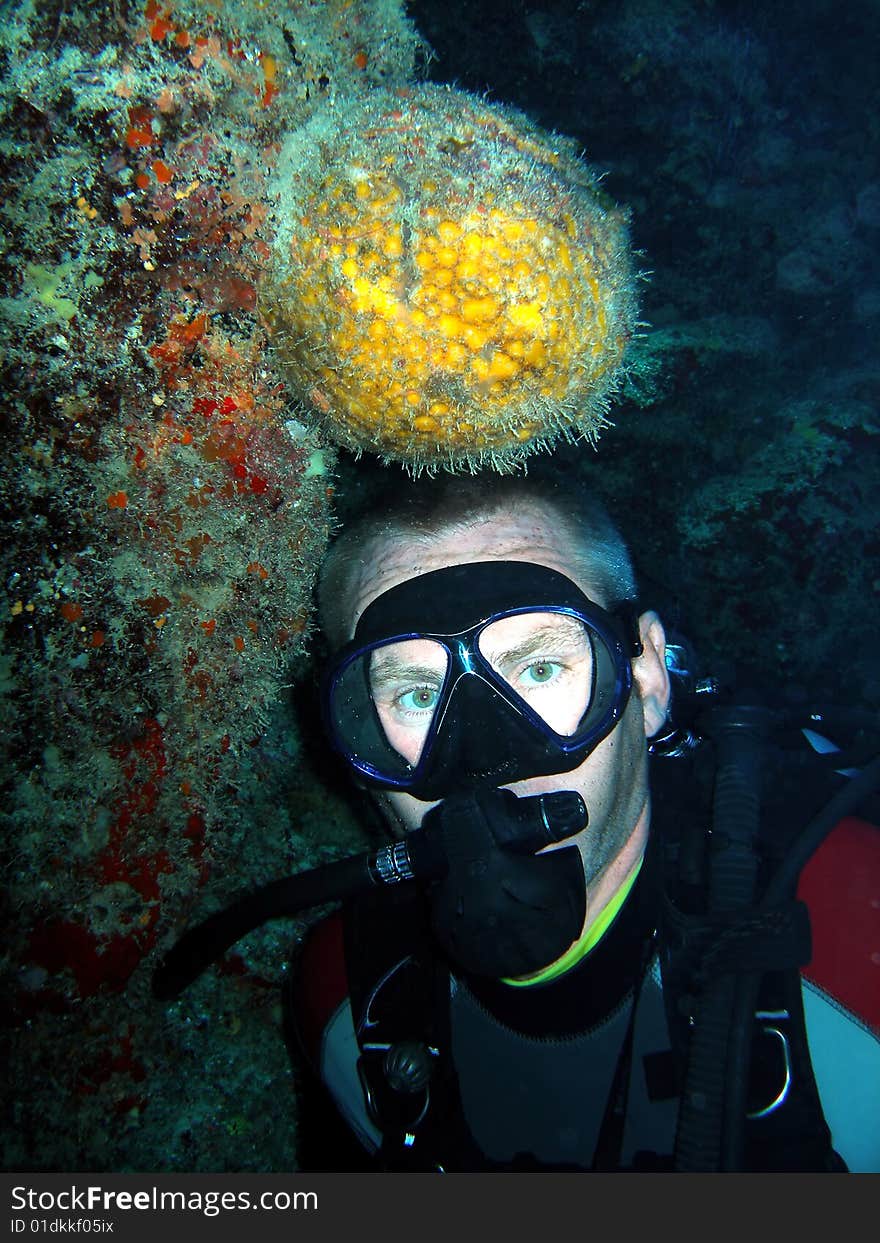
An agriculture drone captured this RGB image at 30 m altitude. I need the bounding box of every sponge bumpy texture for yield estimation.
[266,85,638,471]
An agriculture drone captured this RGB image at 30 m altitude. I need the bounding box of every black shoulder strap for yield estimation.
[343,883,484,1171]
[655,777,844,1173]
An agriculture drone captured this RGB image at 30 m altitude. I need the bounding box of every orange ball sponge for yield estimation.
[266,85,638,471]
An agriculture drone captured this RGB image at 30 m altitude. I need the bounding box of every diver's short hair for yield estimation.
[318,474,638,649]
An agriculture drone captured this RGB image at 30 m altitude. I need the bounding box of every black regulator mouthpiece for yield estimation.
[415,787,588,979]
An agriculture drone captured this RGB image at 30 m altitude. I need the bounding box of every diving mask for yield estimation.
[324,560,642,801]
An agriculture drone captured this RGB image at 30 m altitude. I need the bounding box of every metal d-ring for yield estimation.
[747,1009,793,1120]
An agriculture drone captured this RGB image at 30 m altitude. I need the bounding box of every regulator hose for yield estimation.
[672,703,774,1173]
[152,789,585,1001]
[152,852,393,1001]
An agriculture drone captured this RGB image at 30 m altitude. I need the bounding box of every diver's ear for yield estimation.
[633,610,671,738]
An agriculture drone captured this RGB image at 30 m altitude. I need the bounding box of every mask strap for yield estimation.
[614,600,644,658]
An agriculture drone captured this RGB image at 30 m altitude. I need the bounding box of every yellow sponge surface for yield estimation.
[266,86,637,470]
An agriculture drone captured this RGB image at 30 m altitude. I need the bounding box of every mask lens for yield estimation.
[330,639,450,778]
[368,639,450,765]
[477,611,595,736]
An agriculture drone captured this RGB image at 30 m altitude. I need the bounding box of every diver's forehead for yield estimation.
[346,510,594,638]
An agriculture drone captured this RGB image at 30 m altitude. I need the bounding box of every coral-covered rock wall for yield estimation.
[1,0,421,1170]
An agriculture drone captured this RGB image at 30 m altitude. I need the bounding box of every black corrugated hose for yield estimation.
[672,703,774,1172]
[673,696,880,1172]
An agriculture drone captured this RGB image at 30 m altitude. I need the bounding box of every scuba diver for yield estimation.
[153,474,880,1172]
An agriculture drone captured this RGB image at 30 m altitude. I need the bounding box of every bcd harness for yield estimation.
[341,746,847,1173]
[342,853,840,1172]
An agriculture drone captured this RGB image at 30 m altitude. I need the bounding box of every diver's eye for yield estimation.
[520,660,562,686]
[396,685,441,713]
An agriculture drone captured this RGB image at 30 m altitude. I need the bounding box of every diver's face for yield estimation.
[345,506,670,914]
